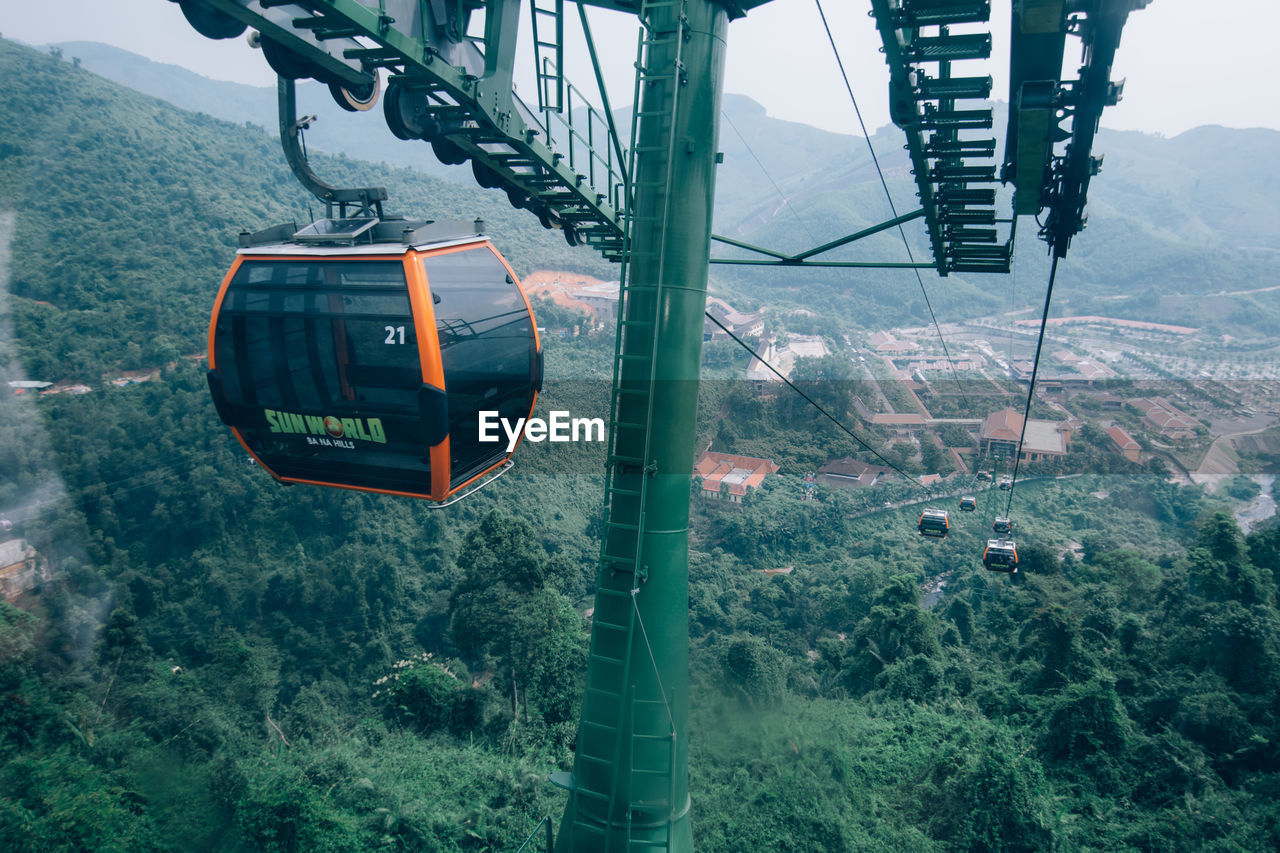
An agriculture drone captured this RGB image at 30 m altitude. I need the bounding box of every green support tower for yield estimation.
[553,0,728,849]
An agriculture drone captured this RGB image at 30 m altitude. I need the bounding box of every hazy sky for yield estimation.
[4,0,1278,138]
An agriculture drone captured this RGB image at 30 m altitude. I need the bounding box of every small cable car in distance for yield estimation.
[918,508,950,538]
[993,516,1013,536]
[959,495,977,512]
[998,476,1013,491]
[983,539,1019,573]
[206,217,542,502]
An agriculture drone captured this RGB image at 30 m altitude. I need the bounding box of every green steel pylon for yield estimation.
[553,0,728,850]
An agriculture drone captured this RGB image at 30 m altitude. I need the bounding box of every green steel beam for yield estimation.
[709,259,936,268]
[708,234,793,261]
[791,208,926,260]
[556,0,729,848]
[709,208,926,265]
[190,0,627,251]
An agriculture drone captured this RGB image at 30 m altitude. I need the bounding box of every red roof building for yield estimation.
[980,408,1023,456]
[1106,426,1141,462]
[694,452,778,503]
[817,457,895,489]
[1144,407,1198,440]
[980,408,1071,460]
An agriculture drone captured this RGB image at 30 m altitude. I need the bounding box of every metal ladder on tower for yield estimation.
[568,1,687,849]
[530,0,565,114]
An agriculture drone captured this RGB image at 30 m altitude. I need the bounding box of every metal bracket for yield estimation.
[426,460,514,508]
[277,76,387,218]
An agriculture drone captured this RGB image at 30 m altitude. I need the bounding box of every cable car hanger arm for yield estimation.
[174,0,627,256]
[277,76,387,218]
[708,208,927,266]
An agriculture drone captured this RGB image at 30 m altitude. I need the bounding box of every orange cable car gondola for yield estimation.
[983,539,1019,573]
[918,507,950,538]
[206,218,541,502]
[959,495,977,512]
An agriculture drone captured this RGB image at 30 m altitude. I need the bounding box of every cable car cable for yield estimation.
[1004,254,1061,516]
[814,0,971,413]
[704,311,926,489]
[721,110,817,245]
[1008,239,1017,373]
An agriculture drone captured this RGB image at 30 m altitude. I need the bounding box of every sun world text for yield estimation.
[264,409,388,444]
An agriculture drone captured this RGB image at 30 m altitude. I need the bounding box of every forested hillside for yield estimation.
[2,37,1279,852]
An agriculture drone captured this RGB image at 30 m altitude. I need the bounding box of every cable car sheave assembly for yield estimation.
[167,0,1148,849]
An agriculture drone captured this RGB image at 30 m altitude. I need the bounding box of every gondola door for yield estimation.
[420,242,541,492]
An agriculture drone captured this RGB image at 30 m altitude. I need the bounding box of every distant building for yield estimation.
[1106,426,1141,462]
[1050,350,1115,380]
[786,334,828,360]
[818,457,895,489]
[574,281,620,321]
[1125,397,1159,414]
[980,408,1071,461]
[1144,407,1198,440]
[1058,416,1084,444]
[704,302,765,341]
[1093,392,1126,410]
[871,413,926,438]
[0,539,47,603]
[980,408,1022,456]
[744,334,829,388]
[1130,397,1198,439]
[694,452,778,503]
[1022,420,1070,461]
[906,356,984,372]
[867,331,895,348]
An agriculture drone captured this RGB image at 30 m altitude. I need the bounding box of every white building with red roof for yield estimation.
[694,452,778,503]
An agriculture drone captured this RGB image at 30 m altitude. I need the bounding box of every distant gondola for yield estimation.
[998,476,1013,490]
[983,539,1019,573]
[959,496,977,512]
[206,217,541,501]
[992,516,1013,536]
[918,508,950,538]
